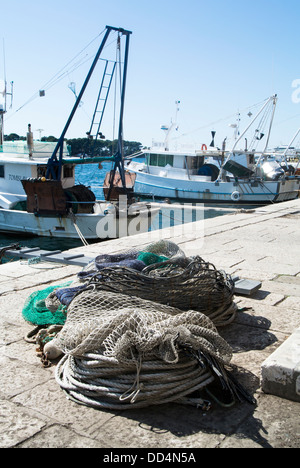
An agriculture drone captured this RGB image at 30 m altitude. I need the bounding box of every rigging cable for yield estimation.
[170,98,269,143]
[248,99,274,151]
[6,29,108,120]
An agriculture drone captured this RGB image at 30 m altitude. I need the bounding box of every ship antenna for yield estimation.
[161,100,180,151]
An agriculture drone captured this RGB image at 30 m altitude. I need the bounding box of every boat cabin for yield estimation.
[0,141,76,210]
[145,151,207,172]
[139,149,222,181]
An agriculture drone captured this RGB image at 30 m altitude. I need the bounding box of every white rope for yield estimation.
[55,352,215,410]
[70,214,89,246]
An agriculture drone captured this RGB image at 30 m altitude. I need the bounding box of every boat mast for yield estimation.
[261,95,277,155]
[0,80,13,147]
[0,107,4,147]
[231,95,276,153]
[161,100,180,151]
[0,41,5,146]
[0,40,13,146]
[217,95,277,181]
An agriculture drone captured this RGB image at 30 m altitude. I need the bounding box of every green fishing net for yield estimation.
[137,252,169,266]
[22,282,72,326]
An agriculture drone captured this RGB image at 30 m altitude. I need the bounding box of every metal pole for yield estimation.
[107,29,132,200]
[46,26,119,179]
[0,113,4,146]
[117,31,130,160]
[261,95,278,156]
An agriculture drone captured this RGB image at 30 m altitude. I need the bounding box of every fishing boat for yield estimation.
[126,96,300,204]
[0,26,155,240]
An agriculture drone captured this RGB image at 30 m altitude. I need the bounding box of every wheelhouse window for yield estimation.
[37,165,61,180]
[149,153,174,167]
[37,165,47,178]
[37,165,71,180]
[0,165,4,178]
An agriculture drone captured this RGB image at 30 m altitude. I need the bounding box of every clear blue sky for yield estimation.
[1,0,300,150]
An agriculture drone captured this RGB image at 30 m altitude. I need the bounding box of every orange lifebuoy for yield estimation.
[201,144,207,151]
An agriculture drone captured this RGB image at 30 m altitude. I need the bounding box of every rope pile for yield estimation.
[37,240,253,410]
[22,241,256,409]
[49,288,234,409]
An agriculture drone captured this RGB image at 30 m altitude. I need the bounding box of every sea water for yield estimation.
[0,161,256,253]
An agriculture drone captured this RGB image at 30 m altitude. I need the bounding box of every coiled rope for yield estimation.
[48,285,240,410]
[28,240,255,410]
[55,351,215,410]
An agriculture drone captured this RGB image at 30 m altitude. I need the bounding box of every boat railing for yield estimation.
[0,141,72,156]
[0,142,29,154]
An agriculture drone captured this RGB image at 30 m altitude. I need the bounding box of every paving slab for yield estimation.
[16,424,108,449]
[0,397,46,449]
[261,327,300,403]
[279,296,300,310]
[233,300,300,335]
[218,393,300,449]
[264,278,300,297]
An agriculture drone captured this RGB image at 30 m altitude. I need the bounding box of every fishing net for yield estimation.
[77,240,183,280]
[50,288,233,409]
[41,240,248,410]
[72,240,237,327]
[49,289,232,361]
[22,282,72,326]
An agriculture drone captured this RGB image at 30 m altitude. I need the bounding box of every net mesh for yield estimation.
[73,240,237,327]
[43,241,242,410]
[49,288,232,364]
[22,282,71,326]
[52,288,232,409]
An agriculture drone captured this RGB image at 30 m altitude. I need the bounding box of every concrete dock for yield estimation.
[0,199,299,449]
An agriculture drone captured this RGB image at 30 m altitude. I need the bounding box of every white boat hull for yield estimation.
[0,201,158,239]
[0,209,106,239]
[132,171,300,204]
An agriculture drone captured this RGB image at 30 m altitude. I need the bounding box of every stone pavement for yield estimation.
[0,199,299,449]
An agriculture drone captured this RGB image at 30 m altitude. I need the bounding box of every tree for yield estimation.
[4,133,26,141]
[3,133,143,157]
[41,136,58,142]
[123,140,143,155]
[66,138,143,158]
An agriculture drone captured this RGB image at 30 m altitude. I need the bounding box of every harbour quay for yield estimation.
[0,198,299,449]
